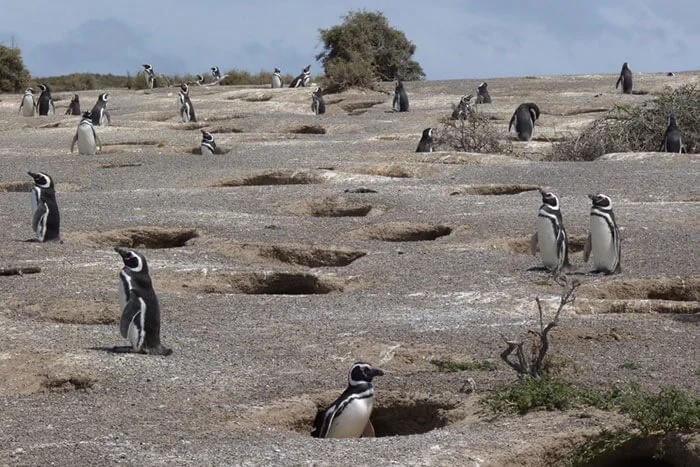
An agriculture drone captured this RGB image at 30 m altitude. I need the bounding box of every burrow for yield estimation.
[340,100,386,116]
[288,197,373,217]
[69,227,199,249]
[353,222,452,242]
[288,125,326,135]
[449,184,540,196]
[14,298,119,325]
[0,352,95,397]
[353,165,418,179]
[489,235,587,254]
[170,271,353,295]
[214,170,324,187]
[0,180,83,193]
[215,243,367,267]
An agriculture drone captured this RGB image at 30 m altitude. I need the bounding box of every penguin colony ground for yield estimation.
[1,67,698,463]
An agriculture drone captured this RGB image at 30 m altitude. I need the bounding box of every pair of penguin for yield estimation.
[311,87,326,115]
[311,362,384,438]
[19,84,55,115]
[451,94,473,121]
[509,103,540,141]
[290,65,311,88]
[179,83,196,123]
[393,78,409,112]
[616,62,633,94]
[531,189,621,275]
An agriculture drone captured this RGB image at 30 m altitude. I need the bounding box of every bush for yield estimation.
[0,45,31,92]
[437,108,512,154]
[316,10,425,92]
[552,84,700,161]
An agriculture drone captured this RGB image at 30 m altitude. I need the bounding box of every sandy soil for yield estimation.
[0,71,698,465]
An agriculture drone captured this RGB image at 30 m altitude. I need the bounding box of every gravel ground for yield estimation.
[0,71,698,466]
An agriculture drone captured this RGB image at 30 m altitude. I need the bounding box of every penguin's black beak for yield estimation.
[587,194,597,201]
[115,246,130,259]
[369,367,384,378]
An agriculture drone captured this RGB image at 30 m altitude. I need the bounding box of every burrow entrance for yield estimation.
[176,271,350,295]
[256,244,366,267]
[450,184,540,196]
[0,180,82,193]
[14,298,118,325]
[340,100,385,116]
[288,197,373,217]
[70,227,199,249]
[490,235,587,255]
[353,165,417,178]
[572,433,698,467]
[354,222,452,242]
[214,170,324,187]
[288,125,326,135]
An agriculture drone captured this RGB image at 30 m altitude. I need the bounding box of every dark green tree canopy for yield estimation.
[316,10,425,90]
[0,44,31,92]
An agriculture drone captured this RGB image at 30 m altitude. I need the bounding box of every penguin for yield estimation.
[115,247,172,356]
[65,94,81,115]
[451,94,473,120]
[289,65,311,88]
[200,129,218,156]
[615,62,633,94]
[271,67,283,88]
[211,66,221,81]
[18,88,36,117]
[178,83,196,123]
[90,93,111,126]
[583,194,621,275]
[660,116,687,153]
[311,362,384,439]
[311,87,326,115]
[509,103,540,141]
[142,64,156,89]
[195,74,205,86]
[37,84,55,115]
[71,111,102,155]
[476,82,491,104]
[28,171,60,242]
[392,78,409,112]
[530,188,570,273]
[416,128,435,153]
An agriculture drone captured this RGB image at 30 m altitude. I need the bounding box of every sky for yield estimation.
[1,1,698,80]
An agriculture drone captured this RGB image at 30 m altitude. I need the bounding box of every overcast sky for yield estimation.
[1,1,698,80]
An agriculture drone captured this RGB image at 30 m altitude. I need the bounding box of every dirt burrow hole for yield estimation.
[214,170,324,187]
[71,227,199,249]
[255,244,366,267]
[289,197,373,217]
[575,433,699,467]
[491,235,587,254]
[0,180,83,193]
[354,222,452,242]
[15,298,118,324]
[288,125,326,135]
[176,271,350,295]
[450,184,540,196]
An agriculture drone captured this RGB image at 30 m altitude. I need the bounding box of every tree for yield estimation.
[316,10,425,91]
[0,44,31,92]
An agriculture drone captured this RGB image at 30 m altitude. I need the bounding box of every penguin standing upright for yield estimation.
[71,111,102,155]
[583,194,621,275]
[142,64,156,89]
[90,93,111,126]
[115,247,172,356]
[451,95,473,120]
[393,78,409,112]
[271,67,282,88]
[37,84,55,115]
[28,171,60,242]
[195,74,205,86]
[311,87,326,115]
[416,128,435,153]
[615,62,633,94]
[65,94,81,115]
[211,66,222,82]
[289,65,311,88]
[476,82,491,104]
[18,88,36,117]
[660,116,687,153]
[200,129,218,156]
[530,188,570,273]
[509,103,540,141]
[311,362,384,439]
[178,83,196,123]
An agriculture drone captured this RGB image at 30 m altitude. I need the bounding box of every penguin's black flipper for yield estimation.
[120,292,143,339]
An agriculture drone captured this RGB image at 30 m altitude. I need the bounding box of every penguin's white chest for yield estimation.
[537,216,559,269]
[21,96,35,116]
[77,124,96,155]
[590,216,617,270]
[328,396,374,439]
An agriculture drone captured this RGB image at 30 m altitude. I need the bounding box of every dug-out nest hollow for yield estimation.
[72,227,199,249]
[179,271,349,295]
[214,170,324,187]
[354,222,452,242]
[450,184,540,196]
[256,244,366,267]
[289,197,373,217]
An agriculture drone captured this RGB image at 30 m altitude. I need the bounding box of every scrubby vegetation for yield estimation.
[552,84,700,161]
[437,107,512,154]
[0,44,31,92]
[316,10,424,92]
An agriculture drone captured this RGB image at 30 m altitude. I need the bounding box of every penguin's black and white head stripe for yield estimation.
[196,74,204,84]
[99,93,109,102]
[348,362,384,386]
[143,64,153,73]
[115,247,148,274]
[478,82,487,91]
[539,188,560,210]
[81,111,93,122]
[180,83,189,95]
[588,193,613,211]
[211,66,220,77]
[25,88,34,95]
[38,84,47,92]
[303,64,311,73]
[28,171,54,189]
[274,67,281,74]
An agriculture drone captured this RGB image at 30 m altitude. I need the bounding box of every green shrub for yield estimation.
[0,44,31,92]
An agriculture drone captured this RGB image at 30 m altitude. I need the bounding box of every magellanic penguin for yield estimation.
[71,111,102,155]
[178,83,196,123]
[142,63,156,89]
[616,62,633,94]
[393,78,409,112]
[211,66,222,81]
[416,128,436,153]
[37,84,56,115]
[200,129,219,155]
[90,93,111,126]
[530,188,570,273]
[195,74,205,86]
[65,94,81,115]
[28,171,61,242]
[271,67,282,88]
[289,65,311,88]
[476,82,491,104]
[583,194,621,275]
[509,103,540,141]
[311,362,384,439]
[660,116,687,153]
[311,87,326,115]
[115,247,172,356]
[18,88,36,117]
[451,94,473,120]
